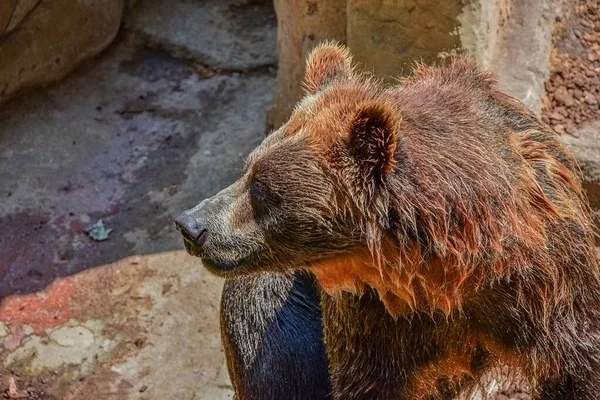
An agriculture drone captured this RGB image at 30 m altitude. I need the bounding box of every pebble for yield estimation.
[555,106,568,117]
[584,91,598,105]
[548,111,564,121]
[553,124,566,134]
[553,86,574,107]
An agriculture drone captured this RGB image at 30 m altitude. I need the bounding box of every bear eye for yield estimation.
[250,181,267,202]
[249,180,281,212]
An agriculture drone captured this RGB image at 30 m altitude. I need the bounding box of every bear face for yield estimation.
[176,43,402,278]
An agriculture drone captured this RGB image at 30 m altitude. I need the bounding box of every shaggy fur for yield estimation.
[221,271,330,400]
[177,42,600,399]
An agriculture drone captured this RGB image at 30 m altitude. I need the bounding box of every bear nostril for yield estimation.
[175,212,208,246]
[195,228,208,245]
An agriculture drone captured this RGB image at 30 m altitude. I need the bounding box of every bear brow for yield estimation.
[251,156,276,180]
[244,146,267,172]
[253,140,309,177]
[243,130,289,172]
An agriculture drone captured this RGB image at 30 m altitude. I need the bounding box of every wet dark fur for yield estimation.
[221,271,331,399]
[178,43,600,399]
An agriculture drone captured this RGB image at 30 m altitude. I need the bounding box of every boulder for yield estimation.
[0,0,124,103]
[126,0,277,71]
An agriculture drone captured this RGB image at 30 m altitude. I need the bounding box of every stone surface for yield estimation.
[268,0,465,129]
[481,0,562,115]
[5,0,41,32]
[126,0,277,71]
[0,36,273,298]
[0,0,124,103]
[0,1,16,35]
[0,251,233,400]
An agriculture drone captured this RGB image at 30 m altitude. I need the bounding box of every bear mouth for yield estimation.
[182,239,243,274]
[202,258,241,272]
[182,238,202,257]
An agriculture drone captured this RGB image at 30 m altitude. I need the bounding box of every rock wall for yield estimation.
[268,0,568,129]
[0,0,124,103]
[347,0,463,78]
[267,0,346,130]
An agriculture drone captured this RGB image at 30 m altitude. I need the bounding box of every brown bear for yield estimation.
[176,42,600,399]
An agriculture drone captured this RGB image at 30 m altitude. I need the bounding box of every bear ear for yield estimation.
[349,101,400,183]
[303,41,353,94]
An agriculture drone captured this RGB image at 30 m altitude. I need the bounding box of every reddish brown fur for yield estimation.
[311,243,481,316]
[301,60,589,321]
[303,41,354,94]
[297,46,600,399]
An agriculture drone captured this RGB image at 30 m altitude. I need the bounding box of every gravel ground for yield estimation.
[542,0,600,135]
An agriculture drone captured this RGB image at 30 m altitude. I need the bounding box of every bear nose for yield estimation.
[175,211,208,245]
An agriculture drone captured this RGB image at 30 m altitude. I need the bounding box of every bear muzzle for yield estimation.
[175,203,247,275]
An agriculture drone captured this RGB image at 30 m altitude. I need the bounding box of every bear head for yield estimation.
[175,42,401,278]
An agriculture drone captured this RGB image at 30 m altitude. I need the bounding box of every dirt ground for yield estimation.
[0,0,599,399]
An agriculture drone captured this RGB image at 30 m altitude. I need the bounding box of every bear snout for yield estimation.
[175,210,208,247]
